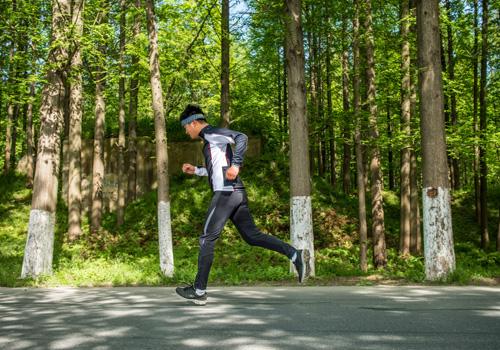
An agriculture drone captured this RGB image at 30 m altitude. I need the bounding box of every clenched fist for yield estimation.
[182,163,196,175]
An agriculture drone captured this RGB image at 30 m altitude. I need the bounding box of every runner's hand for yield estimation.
[225,165,239,180]
[182,163,196,175]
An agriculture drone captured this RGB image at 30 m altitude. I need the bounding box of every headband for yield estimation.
[181,114,205,127]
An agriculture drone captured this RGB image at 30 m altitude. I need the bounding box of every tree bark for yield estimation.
[90,5,107,233]
[473,0,480,223]
[400,0,411,256]
[285,0,314,278]
[497,207,500,252]
[117,0,127,226]
[326,29,336,187]
[220,0,230,128]
[3,0,16,175]
[68,0,84,240]
[365,0,387,268]
[387,99,394,191]
[283,41,288,133]
[307,9,318,176]
[409,0,421,256]
[127,0,141,204]
[278,46,283,144]
[22,0,70,278]
[25,80,35,188]
[342,14,351,194]
[416,0,455,280]
[446,0,459,189]
[145,0,174,277]
[479,0,489,249]
[410,149,421,254]
[353,0,368,273]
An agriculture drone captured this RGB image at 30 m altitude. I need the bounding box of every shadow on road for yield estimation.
[0,286,499,349]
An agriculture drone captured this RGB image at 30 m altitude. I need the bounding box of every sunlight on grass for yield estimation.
[1,162,499,287]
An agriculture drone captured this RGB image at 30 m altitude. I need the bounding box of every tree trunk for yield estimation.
[4,0,16,176]
[326,30,336,187]
[91,72,105,233]
[90,5,107,233]
[307,13,318,176]
[446,0,460,189]
[473,0,480,223]
[285,0,314,278]
[410,149,421,254]
[497,207,500,252]
[21,0,70,278]
[278,46,283,144]
[387,99,394,191]
[117,0,127,226]
[10,105,19,171]
[365,0,387,269]
[400,0,411,256]
[25,80,35,188]
[127,0,141,204]
[409,0,421,256]
[342,14,351,194]
[220,0,230,128]
[416,0,455,280]
[353,0,368,273]
[145,0,174,277]
[283,40,288,133]
[316,30,325,179]
[67,0,84,240]
[479,0,489,250]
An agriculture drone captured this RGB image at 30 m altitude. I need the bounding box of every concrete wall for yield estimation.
[59,137,261,213]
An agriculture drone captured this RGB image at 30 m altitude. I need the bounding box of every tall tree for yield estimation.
[127,0,141,204]
[284,0,314,277]
[325,24,336,188]
[145,0,174,277]
[341,13,351,194]
[479,0,489,249]
[409,0,421,256]
[353,0,368,272]
[445,0,459,189]
[220,0,230,127]
[25,80,35,188]
[416,0,455,280]
[117,0,127,226]
[365,0,387,268]
[21,0,71,278]
[473,0,480,223]
[3,0,17,175]
[68,0,84,240]
[400,0,411,256]
[90,2,108,233]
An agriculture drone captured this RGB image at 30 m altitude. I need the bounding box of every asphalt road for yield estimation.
[0,286,499,350]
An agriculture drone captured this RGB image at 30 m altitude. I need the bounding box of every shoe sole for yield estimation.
[300,249,311,283]
[192,298,207,306]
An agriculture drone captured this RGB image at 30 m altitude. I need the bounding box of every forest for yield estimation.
[0,0,499,287]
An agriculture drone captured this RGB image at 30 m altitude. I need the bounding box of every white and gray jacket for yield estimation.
[194,125,248,192]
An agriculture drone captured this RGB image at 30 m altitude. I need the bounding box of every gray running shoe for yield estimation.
[175,285,207,305]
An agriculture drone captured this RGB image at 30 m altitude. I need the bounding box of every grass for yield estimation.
[0,155,499,287]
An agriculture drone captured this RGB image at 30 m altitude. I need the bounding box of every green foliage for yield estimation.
[1,0,499,288]
[2,155,499,287]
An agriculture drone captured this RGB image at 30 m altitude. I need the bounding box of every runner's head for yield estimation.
[180,104,207,139]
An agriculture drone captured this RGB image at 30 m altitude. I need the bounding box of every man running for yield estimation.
[175,104,310,305]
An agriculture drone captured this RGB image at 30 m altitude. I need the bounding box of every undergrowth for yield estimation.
[1,155,499,287]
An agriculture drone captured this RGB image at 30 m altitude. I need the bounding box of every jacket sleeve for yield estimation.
[194,167,208,177]
[203,127,248,167]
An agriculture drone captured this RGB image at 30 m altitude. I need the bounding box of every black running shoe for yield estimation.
[293,249,310,283]
[175,285,207,305]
